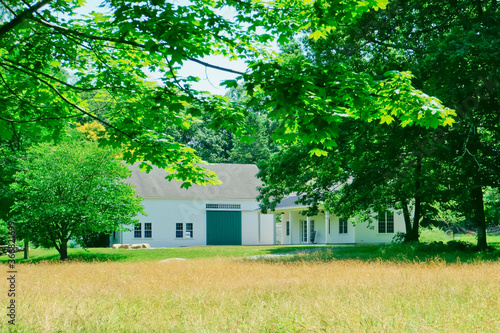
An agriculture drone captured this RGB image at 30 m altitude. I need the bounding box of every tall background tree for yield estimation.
[258,0,500,248]
[348,0,500,249]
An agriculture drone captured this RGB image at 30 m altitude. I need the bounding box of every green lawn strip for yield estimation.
[0,245,340,264]
[420,226,500,245]
[2,231,499,264]
[264,241,500,264]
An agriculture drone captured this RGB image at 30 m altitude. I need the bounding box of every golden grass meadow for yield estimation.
[2,257,500,332]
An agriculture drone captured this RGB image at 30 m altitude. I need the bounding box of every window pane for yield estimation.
[134,223,141,238]
[144,223,152,238]
[339,218,348,234]
[286,221,290,236]
[378,212,386,233]
[387,211,394,233]
[186,223,193,238]
[300,220,307,243]
[176,223,183,238]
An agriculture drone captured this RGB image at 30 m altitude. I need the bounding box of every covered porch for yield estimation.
[275,208,355,245]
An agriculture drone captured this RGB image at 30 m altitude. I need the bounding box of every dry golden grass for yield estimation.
[3,258,500,332]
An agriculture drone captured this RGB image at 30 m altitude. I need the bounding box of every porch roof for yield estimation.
[275,195,309,209]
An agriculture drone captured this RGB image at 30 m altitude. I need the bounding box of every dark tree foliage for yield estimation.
[259,0,500,248]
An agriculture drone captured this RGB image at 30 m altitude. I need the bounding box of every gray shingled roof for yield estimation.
[127,163,260,200]
[275,195,307,209]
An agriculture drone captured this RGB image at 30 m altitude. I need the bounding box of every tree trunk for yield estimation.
[400,199,416,241]
[400,156,422,242]
[58,241,68,261]
[401,199,421,242]
[411,156,423,242]
[23,238,29,259]
[401,199,412,235]
[471,186,487,250]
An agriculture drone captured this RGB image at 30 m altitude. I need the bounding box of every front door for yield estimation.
[299,220,315,244]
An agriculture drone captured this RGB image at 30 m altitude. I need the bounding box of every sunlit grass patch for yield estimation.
[1,258,499,332]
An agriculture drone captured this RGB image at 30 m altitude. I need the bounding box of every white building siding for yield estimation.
[241,211,258,245]
[354,211,406,243]
[329,215,356,244]
[120,198,273,247]
[259,214,275,245]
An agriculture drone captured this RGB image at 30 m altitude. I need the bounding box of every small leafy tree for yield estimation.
[11,140,144,260]
[429,201,467,231]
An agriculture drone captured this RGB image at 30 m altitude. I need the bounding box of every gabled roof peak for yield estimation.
[127,163,260,200]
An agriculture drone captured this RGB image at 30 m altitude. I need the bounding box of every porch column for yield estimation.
[307,216,311,244]
[325,211,329,244]
[258,213,262,245]
[280,214,286,245]
[289,211,294,245]
[272,214,276,245]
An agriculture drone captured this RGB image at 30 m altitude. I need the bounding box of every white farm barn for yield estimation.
[112,163,406,248]
[112,164,275,247]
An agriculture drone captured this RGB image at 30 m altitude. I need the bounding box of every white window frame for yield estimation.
[134,223,142,238]
[378,211,394,234]
[176,223,183,238]
[186,223,193,238]
[176,223,194,239]
[144,223,152,238]
[339,217,348,234]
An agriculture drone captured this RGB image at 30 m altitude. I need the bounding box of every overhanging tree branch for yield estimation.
[0,114,80,123]
[0,60,100,92]
[0,0,52,37]
[32,16,246,76]
[23,70,137,140]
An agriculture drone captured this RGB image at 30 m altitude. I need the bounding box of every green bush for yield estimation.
[0,219,9,245]
[81,232,110,248]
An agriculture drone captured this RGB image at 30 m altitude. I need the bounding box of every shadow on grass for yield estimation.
[259,242,500,264]
[264,245,358,255]
[266,246,330,254]
[9,252,128,264]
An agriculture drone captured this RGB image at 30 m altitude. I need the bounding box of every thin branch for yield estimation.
[0,60,99,92]
[0,114,80,124]
[165,56,190,95]
[0,0,16,15]
[50,94,131,140]
[0,71,40,109]
[187,57,245,75]
[22,70,137,140]
[32,16,246,75]
[0,0,52,37]
[33,16,144,47]
[204,65,218,91]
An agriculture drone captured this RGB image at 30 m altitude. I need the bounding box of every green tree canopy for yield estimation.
[347,0,500,249]
[10,140,144,260]
[258,0,500,249]
[1,0,455,179]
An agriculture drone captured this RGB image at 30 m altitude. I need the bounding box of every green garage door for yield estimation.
[206,211,242,245]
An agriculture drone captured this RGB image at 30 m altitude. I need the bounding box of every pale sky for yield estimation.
[76,0,248,95]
